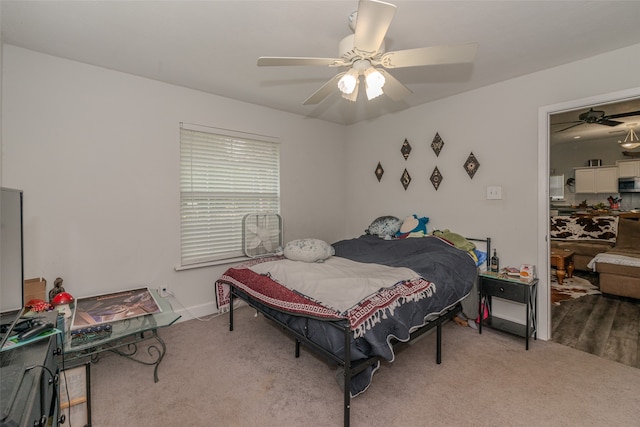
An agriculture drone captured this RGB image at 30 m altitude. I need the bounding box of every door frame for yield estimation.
[537,86,640,341]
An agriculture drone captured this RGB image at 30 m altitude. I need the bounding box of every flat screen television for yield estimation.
[1,188,24,314]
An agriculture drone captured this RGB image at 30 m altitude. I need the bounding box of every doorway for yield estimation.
[537,87,640,342]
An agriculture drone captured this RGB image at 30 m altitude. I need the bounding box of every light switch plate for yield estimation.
[487,186,502,200]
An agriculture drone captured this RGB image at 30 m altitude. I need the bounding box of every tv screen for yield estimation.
[1,188,24,314]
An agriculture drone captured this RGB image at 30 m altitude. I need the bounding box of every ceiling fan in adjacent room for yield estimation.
[257,0,478,105]
[553,107,640,133]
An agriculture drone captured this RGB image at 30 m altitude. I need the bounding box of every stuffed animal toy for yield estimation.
[396,215,429,238]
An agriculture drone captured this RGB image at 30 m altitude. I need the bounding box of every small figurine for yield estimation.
[49,277,65,302]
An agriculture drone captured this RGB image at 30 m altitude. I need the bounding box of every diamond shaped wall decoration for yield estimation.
[430,166,443,190]
[431,133,444,157]
[375,162,384,182]
[401,169,411,190]
[400,138,412,160]
[464,152,480,179]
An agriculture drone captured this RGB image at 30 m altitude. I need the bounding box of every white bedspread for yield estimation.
[587,252,640,271]
[249,257,419,313]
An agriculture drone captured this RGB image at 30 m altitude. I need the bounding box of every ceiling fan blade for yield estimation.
[354,0,397,54]
[303,73,345,105]
[258,57,344,67]
[379,43,479,69]
[552,120,582,125]
[377,69,412,101]
[598,119,623,127]
[606,110,640,119]
[555,123,584,133]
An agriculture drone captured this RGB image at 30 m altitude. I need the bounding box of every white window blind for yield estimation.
[180,124,280,266]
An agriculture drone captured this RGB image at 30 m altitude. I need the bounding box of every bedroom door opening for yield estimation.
[538,87,640,343]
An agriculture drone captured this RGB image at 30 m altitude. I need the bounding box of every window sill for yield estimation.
[175,256,250,271]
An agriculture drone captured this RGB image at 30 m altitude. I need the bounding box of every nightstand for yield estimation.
[478,272,538,350]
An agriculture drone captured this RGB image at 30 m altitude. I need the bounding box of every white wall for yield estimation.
[4,41,640,334]
[345,42,640,338]
[551,136,627,206]
[1,45,347,318]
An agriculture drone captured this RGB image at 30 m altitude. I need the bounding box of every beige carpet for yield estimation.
[85,305,640,427]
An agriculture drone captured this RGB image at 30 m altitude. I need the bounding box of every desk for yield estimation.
[0,311,61,427]
[61,289,180,383]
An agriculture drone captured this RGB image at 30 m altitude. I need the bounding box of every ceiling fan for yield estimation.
[553,108,640,133]
[257,0,478,105]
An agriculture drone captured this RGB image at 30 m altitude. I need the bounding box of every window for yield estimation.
[179,123,280,267]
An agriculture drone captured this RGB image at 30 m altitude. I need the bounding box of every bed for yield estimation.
[215,234,490,427]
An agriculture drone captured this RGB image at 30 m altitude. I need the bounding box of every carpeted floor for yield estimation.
[83,305,640,427]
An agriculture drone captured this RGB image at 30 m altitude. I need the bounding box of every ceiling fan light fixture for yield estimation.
[338,69,359,95]
[364,67,385,89]
[364,67,385,100]
[342,78,360,102]
[365,81,384,100]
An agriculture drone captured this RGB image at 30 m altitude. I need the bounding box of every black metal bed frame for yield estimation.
[228,237,490,427]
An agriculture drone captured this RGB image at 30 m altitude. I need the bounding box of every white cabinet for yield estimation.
[617,159,640,178]
[574,166,618,193]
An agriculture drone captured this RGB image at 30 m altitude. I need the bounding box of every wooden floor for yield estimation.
[551,273,640,369]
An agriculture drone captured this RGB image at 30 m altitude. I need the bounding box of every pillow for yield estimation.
[284,238,335,263]
[366,216,402,239]
[615,218,640,250]
[432,229,476,251]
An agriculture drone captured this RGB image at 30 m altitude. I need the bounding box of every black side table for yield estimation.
[478,272,538,350]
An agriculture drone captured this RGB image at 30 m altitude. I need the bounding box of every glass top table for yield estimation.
[61,289,180,382]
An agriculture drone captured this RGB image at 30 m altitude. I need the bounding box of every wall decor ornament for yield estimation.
[400,138,412,160]
[464,152,480,179]
[430,166,443,190]
[401,169,411,190]
[375,162,384,182]
[431,133,444,157]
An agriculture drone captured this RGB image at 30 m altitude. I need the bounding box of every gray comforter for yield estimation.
[262,235,478,397]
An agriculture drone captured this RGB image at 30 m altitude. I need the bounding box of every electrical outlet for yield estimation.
[159,286,169,298]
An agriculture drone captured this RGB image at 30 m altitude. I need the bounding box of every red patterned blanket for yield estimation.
[216,261,435,337]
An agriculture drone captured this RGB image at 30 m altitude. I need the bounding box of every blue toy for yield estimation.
[396,214,429,237]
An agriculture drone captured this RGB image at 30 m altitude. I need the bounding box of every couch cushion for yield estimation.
[615,218,640,250]
[551,240,613,257]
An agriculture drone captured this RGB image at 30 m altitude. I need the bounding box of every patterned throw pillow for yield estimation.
[549,216,618,242]
[284,239,335,263]
[366,216,402,239]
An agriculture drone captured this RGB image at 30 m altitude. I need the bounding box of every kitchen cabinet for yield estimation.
[617,159,640,178]
[574,166,618,193]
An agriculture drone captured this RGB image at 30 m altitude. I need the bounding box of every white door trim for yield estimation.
[537,87,640,341]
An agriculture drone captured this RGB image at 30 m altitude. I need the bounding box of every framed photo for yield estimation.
[60,363,91,427]
[71,287,162,330]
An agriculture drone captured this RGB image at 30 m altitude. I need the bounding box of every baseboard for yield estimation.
[171,298,246,322]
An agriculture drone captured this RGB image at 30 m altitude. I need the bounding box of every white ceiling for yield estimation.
[2,0,640,126]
